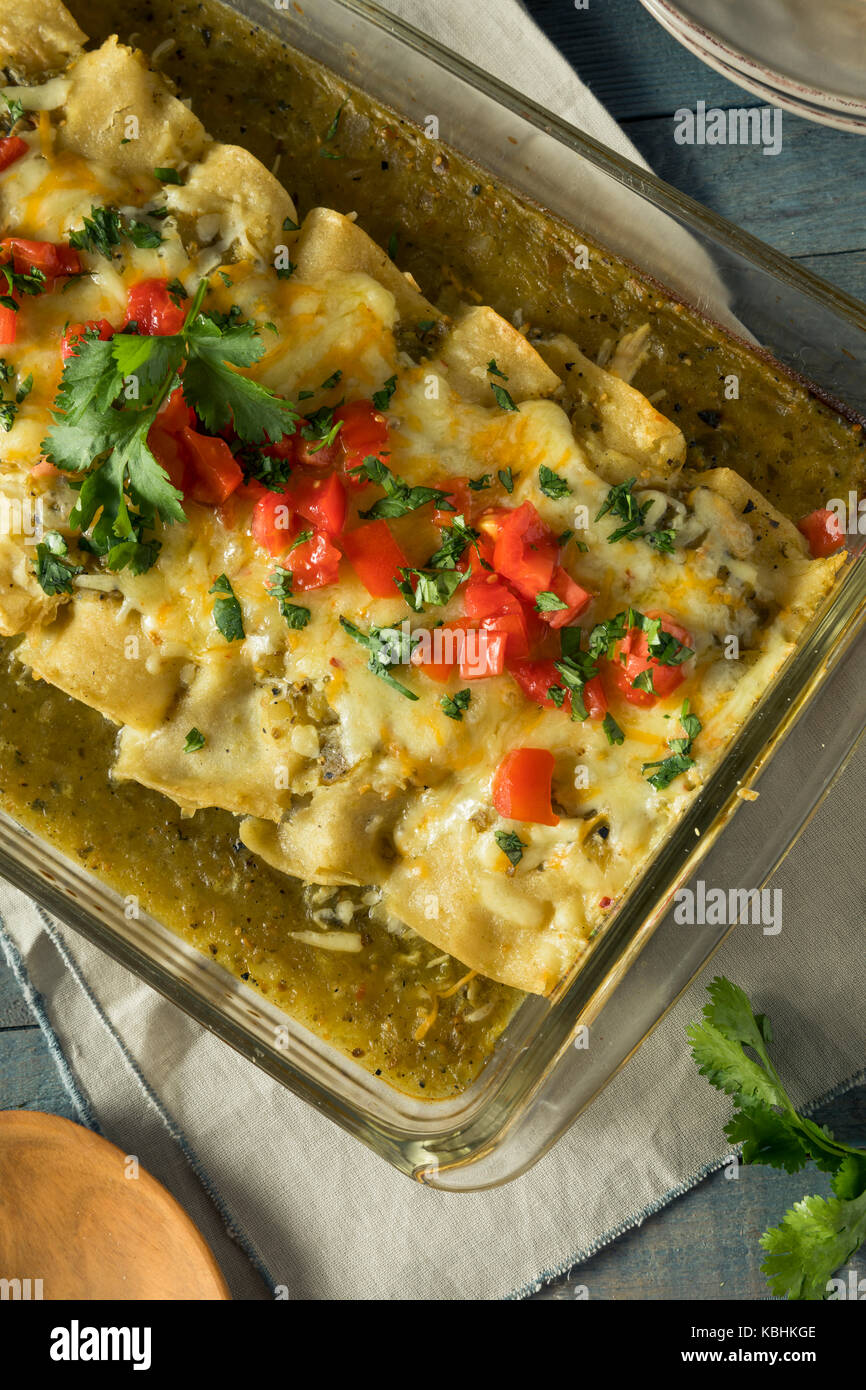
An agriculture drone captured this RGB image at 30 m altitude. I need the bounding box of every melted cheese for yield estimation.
[0,31,844,994]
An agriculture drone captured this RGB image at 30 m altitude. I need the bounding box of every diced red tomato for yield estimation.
[285,528,341,591]
[460,627,506,679]
[340,519,409,597]
[1,237,81,281]
[30,458,61,478]
[476,507,509,541]
[295,435,342,469]
[334,399,389,488]
[157,386,196,433]
[493,500,558,602]
[124,279,186,336]
[582,674,608,721]
[479,609,531,661]
[179,428,243,506]
[492,747,559,827]
[287,472,347,536]
[797,507,845,558]
[462,532,496,574]
[262,432,296,462]
[0,303,17,345]
[252,489,295,556]
[609,610,692,707]
[507,660,608,720]
[541,566,594,629]
[61,318,114,361]
[0,136,28,174]
[433,477,473,527]
[464,572,522,621]
[147,427,187,492]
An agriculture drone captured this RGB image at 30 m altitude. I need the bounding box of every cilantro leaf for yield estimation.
[182,317,298,443]
[34,531,83,596]
[209,573,245,642]
[538,464,571,499]
[602,712,624,746]
[760,1191,866,1302]
[490,381,519,412]
[495,829,525,865]
[184,727,206,753]
[371,374,397,411]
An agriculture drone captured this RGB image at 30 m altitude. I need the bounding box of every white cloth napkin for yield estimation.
[1,0,864,1301]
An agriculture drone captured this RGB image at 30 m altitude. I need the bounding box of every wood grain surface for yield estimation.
[0,1110,230,1300]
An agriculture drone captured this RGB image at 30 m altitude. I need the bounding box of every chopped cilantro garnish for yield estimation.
[371,374,397,411]
[2,95,25,130]
[356,457,453,520]
[498,467,514,493]
[323,103,344,142]
[538,464,571,499]
[441,688,471,721]
[495,829,526,866]
[486,359,507,380]
[490,382,519,412]
[427,515,483,570]
[267,568,311,628]
[34,531,83,596]
[2,261,46,306]
[69,205,164,258]
[387,231,398,261]
[339,616,419,700]
[642,700,702,790]
[397,565,465,611]
[417,319,436,333]
[184,727,206,753]
[209,573,245,642]
[468,475,492,491]
[282,216,300,232]
[289,528,313,552]
[535,590,569,613]
[300,404,342,454]
[602,712,625,746]
[596,476,677,552]
[154,167,183,184]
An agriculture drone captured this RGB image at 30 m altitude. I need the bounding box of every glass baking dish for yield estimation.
[1,0,864,1188]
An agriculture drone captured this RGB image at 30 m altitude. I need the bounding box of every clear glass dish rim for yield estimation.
[1,0,864,1184]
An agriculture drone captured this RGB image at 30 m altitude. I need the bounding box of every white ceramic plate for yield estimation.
[641,0,866,131]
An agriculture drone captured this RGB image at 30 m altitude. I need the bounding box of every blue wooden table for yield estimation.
[1,0,864,1300]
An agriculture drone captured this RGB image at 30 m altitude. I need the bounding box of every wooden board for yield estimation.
[0,1110,230,1300]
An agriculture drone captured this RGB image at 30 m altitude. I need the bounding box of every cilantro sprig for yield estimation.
[41,278,298,574]
[689,977,866,1300]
